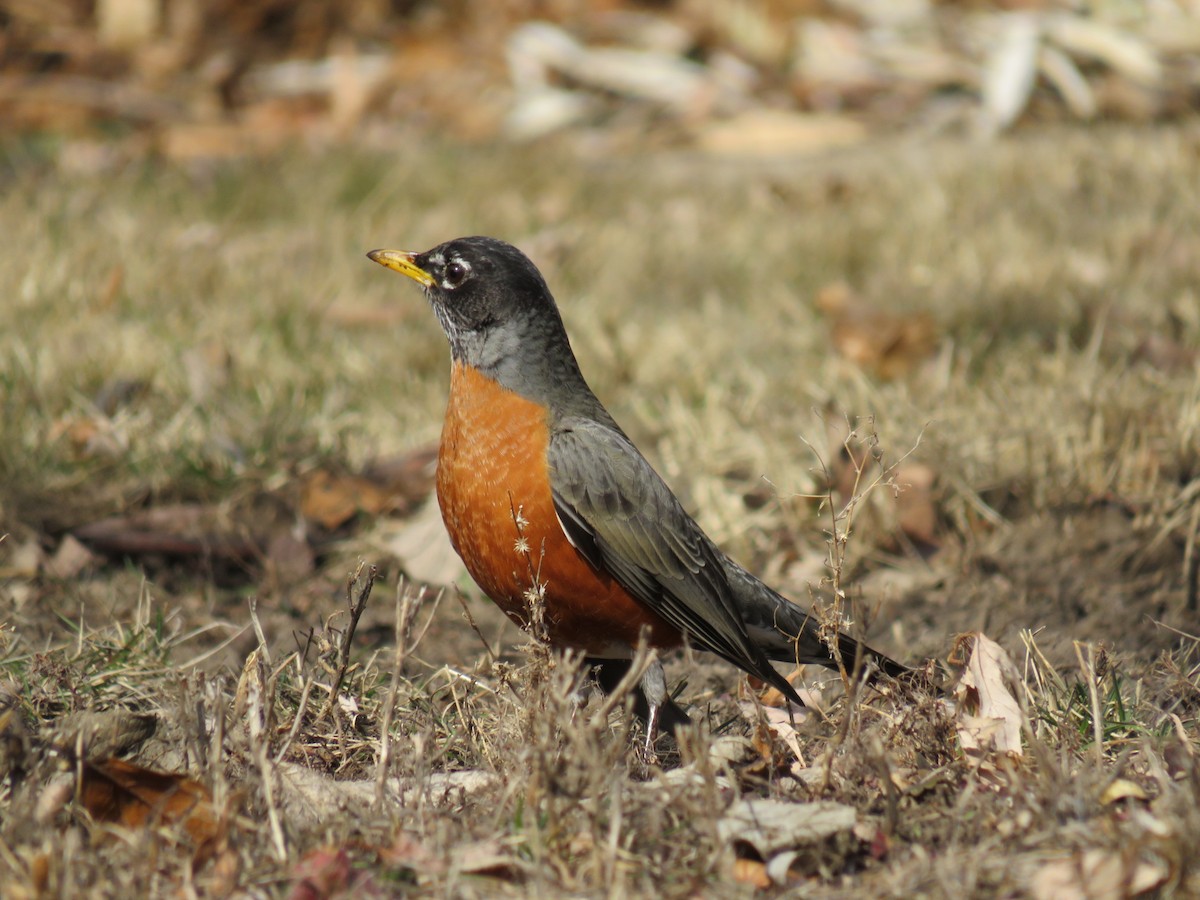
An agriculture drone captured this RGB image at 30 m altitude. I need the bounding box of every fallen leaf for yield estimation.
[328,41,387,137]
[361,444,438,513]
[36,777,76,824]
[740,699,810,767]
[818,282,940,379]
[454,838,521,878]
[301,470,390,530]
[385,31,502,140]
[375,499,467,587]
[765,849,802,887]
[979,12,1040,135]
[718,799,856,857]
[1046,15,1162,86]
[1029,848,1169,900]
[96,0,159,50]
[732,857,771,889]
[825,425,941,552]
[277,763,498,832]
[46,534,99,579]
[953,633,1024,762]
[507,21,715,112]
[711,733,756,762]
[1100,778,1149,805]
[755,669,823,712]
[894,461,940,551]
[233,647,263,721]
[297,449,436,531]
[1093,72,1163,121]
[286,847,356,900]
[505,85,597,141]
[197,844,241,898]
[1040,45,1097,119]
[793,18,877,98]
[78,758,219,846]
[0,539,43,579]
[698,110,867,157]
[265,528,316,585]
[48,709,157,758]
[379,831,443,874]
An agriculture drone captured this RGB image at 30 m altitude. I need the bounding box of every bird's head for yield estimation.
[367,236,558,353]
[368,235,599,411]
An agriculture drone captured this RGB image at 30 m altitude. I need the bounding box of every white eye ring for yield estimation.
[443,259,470,289]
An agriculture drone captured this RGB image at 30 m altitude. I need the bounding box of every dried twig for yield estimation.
[375,579,425,806]
[206,677,228,818]
[320,560,377,719]
[1074,641,1105,768]
[248,596,272,668]
[510,494,549,644]
[274,659,313,766]
[247,669,287,860]
[453,587,497,661]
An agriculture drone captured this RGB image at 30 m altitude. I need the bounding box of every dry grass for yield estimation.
[1,125,1198,896]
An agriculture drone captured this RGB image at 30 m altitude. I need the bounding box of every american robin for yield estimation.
[367,236,913,739]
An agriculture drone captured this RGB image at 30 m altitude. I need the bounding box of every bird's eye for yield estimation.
[444,260,468,288]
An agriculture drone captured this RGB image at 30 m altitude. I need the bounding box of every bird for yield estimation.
[367,236,914,743]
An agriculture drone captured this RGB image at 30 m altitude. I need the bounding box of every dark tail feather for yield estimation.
[722,558,917,684]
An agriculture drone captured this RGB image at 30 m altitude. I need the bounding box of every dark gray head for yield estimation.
[368,237,564,358]
[367,236,604,418]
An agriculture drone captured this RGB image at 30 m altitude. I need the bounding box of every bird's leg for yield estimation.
[588,655,690,762]
[639,658,668,761]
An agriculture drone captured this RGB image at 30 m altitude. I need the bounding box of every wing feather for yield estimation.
[548,417,793,694]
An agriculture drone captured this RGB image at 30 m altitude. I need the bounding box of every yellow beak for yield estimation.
[366,249,436,287]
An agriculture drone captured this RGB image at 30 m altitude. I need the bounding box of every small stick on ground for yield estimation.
[247,669,287,861]
[453,587,496,661]
[1185,495,1199,610]
[320,560,377,720]
[376,579,425,806]
[248,597,272,668]
[1075,641,1105,767]
[207,676,228,817]
[274,660,314,765]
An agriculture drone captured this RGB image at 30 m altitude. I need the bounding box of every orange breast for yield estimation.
[436,362,683,657]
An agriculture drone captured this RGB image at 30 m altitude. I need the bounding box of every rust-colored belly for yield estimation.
[436,362,682,656]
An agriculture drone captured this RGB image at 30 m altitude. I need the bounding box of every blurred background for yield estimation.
[4,0,1199,162]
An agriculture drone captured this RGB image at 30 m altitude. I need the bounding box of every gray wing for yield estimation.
[547,416,797,698]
